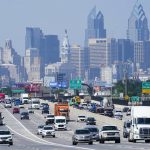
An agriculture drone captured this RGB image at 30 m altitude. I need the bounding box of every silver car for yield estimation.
[123,120,131,138]
[72,129,93,145]
[37,125,44,135]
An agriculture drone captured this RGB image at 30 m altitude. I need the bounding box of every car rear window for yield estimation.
[76,130,90,134]
[102,126,118,131]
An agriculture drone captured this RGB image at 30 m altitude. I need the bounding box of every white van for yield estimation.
[31,98,40,109]
[54,116,67,130]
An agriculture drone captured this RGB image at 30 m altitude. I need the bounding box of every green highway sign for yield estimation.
[12,89,25,93]
[70,79,81,89]
[142,82,150,89]
[131,96,140,102]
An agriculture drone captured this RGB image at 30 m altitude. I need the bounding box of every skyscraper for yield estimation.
[127,0,149,42]
[25,27,43,50]
[84,6,106,46]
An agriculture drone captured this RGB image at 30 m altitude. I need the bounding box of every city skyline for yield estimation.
[0,0,150,56]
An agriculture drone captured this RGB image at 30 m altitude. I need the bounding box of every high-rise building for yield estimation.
[42,35,60,65]
[85,6,106,46]
[127,0,149,42]
[60,30,70,63]
[25,27,43,50]
[70,44,85,79]
[24,48,41,81]
[134,41,150,70]
[117,39,134,62]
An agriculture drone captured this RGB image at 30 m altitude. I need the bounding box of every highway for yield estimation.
[0,101,150,150]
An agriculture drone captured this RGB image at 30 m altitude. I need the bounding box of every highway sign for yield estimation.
[131,96,140,102]
[142,82,150,94]
[70,79,81,89]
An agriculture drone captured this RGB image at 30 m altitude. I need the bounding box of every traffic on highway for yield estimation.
[0,93,150,150]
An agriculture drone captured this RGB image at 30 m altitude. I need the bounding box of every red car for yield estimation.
[13,107,20,114]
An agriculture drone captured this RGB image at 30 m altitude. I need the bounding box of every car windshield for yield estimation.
[79,116,86,118]
[86,128,98,132]
[76,130,90,134]
[21,112,28,115]
[0,131,11,135]
[56,119,65,123]
[137,118,150,124]
[87,118,95,121]
[44,126,53,130]
[102,126,118,131]
[38,125,44,129]
[126,122,131,128]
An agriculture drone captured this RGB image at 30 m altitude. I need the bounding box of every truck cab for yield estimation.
[128,106,150,143]
[54,116,67,130]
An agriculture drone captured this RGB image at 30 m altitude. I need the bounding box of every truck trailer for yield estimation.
[54,102,70,120]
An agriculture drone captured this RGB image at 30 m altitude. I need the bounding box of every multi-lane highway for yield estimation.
[0,100,150,150]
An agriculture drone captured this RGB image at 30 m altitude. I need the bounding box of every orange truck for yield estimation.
[54,102,70,120]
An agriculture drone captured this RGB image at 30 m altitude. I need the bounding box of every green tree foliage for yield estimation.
[113,79,142,97]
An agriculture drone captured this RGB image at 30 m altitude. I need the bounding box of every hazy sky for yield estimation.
[0,0,150,56]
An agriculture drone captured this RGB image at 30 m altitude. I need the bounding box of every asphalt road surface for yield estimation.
[0,101,150,150]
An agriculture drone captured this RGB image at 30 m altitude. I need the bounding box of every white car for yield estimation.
[114,110,123,120]
[77,115,86,122]
[19,103,24,108]
[37,125,44,135]
[4,101,12,108]
[99,125,120,143]
[41,125,55,138]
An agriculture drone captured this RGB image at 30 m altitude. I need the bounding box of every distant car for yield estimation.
[20,112,29,120]
[37,125,44,135]
[84,126,99,141]
[122,107,130,113]
[77,115,86,122]
[104,109,113,117]
[13,107,20,114]
[0,127,13,145]
[45,114,55,125]
[99,125,120,143]
[86,117,96,125]
[28,107,34,113]
[126,109,131,116]
[42,105,49,114]
[41,125,55,138]
[114,110,123,120]
[123,120,131,138]
[72,129,93,145]
[4,101,12,108]
[19,103,24,109]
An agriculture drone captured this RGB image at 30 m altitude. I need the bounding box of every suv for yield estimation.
[4,101,12,108]
[123,120,131,138]
[72,129,93,145]
[41,125,55,138]
[84,126,99,141]
[77,115,86,122]
[20,112,29,120]
[86,117,96,125]
[0,127,13,145]
[99,125,120,143]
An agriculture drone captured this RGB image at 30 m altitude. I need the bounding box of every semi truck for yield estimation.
[54,102,70,120]
[20,93,29,104]
[128,106,150,143]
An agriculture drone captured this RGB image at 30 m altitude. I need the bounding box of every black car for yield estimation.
[20,112,29,120]
[86,117,96,125]
[42,106,49,114]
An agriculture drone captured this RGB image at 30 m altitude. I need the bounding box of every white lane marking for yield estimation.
[3,106,95,150]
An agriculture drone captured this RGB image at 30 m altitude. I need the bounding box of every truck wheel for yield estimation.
[9,142,13,145]
[123,133,127,138]
[115,139,120,143]
[145,140,150,143]
[53,135,55,138]
[72,141,77,145]
[89,141,93,145]
[133,139,136,143]
[42,135,44,138]
[99,139,104,144]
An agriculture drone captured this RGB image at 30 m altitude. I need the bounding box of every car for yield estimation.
[114,110,123,120]
[0,126,13,145]
[123,120,131,138]
[72,129,93,145]
[20,112,29,120]
[84,126,99,141]
[42,105,49,114]
[99,125,120,143]
[40,103,47,110]
[4,101,12,108]
[13,107,20,114]
[45,114,55,125]
[41,125,55,138]
[28,107,34,113]
[126,108,131,116]
[104,109,114,117]
[77,115,86,122]
[122,107,130,113]
[86,117,96,125]
[19,103,25,109]
[37,125,44,135]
